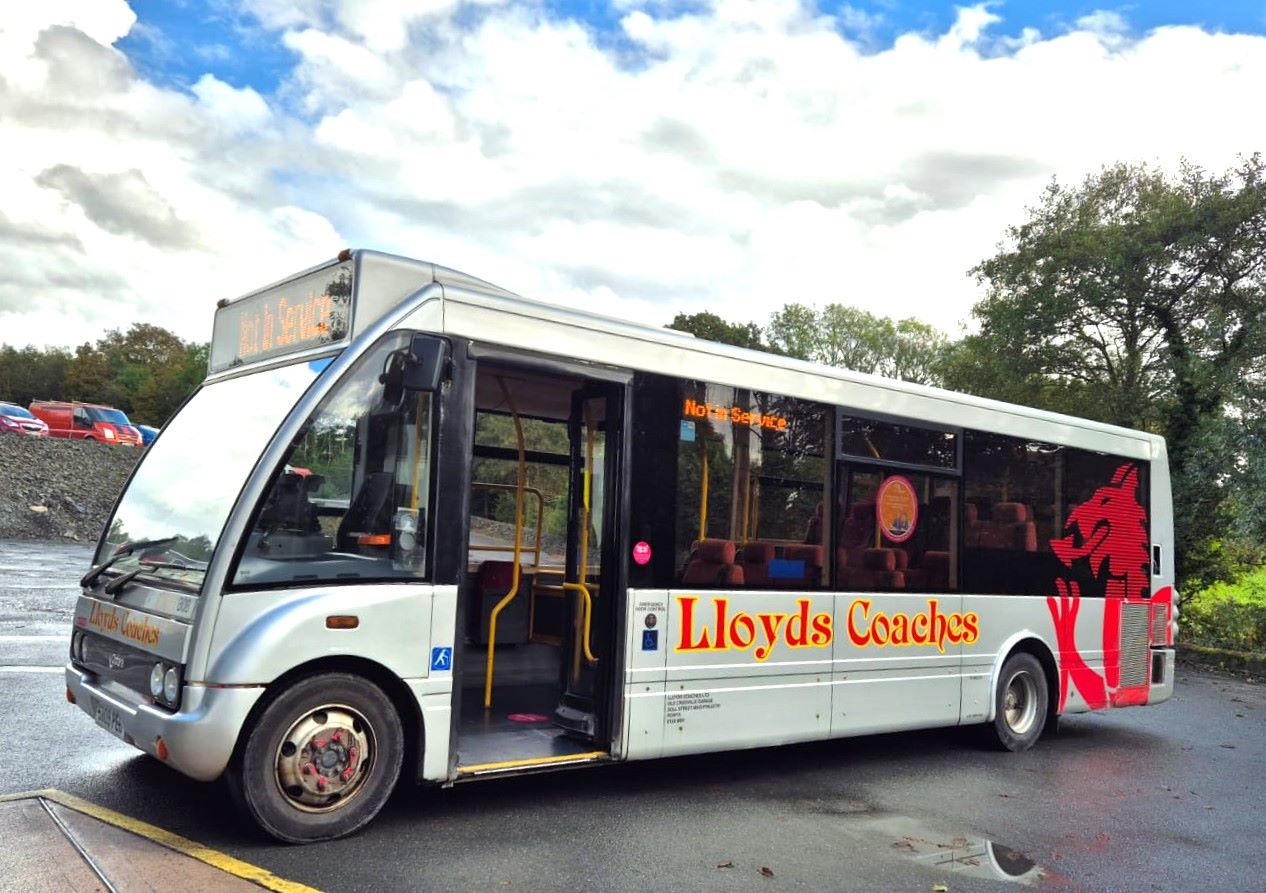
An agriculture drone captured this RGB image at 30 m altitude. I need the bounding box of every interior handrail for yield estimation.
[570,401,599,680]
[698,441,709,542]
[484,378,527,709]
[563,581,598,666]
[470,481,545,567]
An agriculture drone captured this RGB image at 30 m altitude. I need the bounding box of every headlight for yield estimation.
[163,667,180,703]
[69,631,82,662]
[150,663,165,698]
[102,428,115,439]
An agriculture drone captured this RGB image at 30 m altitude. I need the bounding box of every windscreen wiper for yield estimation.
[101,559,193,597]
[80,537,179,589]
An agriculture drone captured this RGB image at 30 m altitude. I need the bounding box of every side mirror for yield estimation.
[379,335,449,405]
[402,335,449,393]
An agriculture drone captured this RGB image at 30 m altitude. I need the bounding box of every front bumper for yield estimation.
[66,664,264,782]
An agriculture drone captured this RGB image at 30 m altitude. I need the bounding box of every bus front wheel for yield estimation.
[228,672,404,843]
[991,652,1047,752]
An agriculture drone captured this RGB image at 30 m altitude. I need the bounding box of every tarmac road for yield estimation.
[2,538,1263,893]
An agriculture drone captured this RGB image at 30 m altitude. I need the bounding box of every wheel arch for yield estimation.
[231,655,426,784]
[987,633,1059,725]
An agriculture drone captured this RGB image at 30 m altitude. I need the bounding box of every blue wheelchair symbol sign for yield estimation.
[641,630,659,651]
[430,646,453,671]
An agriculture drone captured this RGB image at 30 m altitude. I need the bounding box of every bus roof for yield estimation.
[223,249,1164,460]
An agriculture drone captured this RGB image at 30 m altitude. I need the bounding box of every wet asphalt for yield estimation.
[1,538,1263,893]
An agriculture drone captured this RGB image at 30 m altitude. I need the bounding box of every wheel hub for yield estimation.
[275,706,374,812]
[1004,672,1037,735]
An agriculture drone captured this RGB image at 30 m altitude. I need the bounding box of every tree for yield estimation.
[766,303,949,385]
[58,324,208,424]
[955,155,1266,588]
[0,345,71,404]
[668,311,770,352]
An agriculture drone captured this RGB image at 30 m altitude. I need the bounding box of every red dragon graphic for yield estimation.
[1045,464,1170,711]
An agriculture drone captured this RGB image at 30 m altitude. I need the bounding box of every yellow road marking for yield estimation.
[0,788,322,893]
[457,750,607,775]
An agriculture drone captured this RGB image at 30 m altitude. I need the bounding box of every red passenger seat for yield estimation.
[842,547,906,590]
[780,544,823,588]
[907,550,950,591]
[681,539,744,587]
[839,502,875,567]
[738,542,775,588]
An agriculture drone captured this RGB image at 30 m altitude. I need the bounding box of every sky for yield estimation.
[1,1,1264,351]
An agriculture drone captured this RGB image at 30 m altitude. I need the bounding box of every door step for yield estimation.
[456,750,608,779]
[552,702,597,736]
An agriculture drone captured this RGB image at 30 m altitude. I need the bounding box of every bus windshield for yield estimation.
[94,358,329,589]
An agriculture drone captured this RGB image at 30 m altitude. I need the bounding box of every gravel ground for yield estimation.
[0,434,139,543]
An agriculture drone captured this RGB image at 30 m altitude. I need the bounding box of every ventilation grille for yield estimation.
[1151,604,1168,645]
[1120,603,1151,688]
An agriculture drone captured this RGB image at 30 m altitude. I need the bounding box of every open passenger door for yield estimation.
[455,363,626,775]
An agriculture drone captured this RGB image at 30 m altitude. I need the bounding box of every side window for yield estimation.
[1056,449,1150,600]
[836,467,958,593]
[232,333,434,588]
[962,433,1060,595]
[675,383,829,589]
[961,432,1148,596]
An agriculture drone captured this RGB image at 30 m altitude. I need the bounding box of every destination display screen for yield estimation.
[209,262,353,373]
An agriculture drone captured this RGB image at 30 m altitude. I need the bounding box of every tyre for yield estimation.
[991,652,1048,752]
[227,673,404,843]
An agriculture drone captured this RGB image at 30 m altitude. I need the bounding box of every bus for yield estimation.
[66,250,1177,843]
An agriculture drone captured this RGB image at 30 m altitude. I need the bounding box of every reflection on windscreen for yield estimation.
[90,408,132,425]
[97,359,327,588]
[232,333,434,587]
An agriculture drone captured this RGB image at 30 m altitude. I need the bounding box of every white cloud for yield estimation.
[2,0,1265,356]
[0,4,343,348]
[191,74,272,133]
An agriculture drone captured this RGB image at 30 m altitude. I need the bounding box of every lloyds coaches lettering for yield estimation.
[87,601,163,647]
[676,596,832,660]
[846,598,979,653]
[673,596,980,660]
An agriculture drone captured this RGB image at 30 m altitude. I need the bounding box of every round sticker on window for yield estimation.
[876,475,918,543]
[633,541,652,565]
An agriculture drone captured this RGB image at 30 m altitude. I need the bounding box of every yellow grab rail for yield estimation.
[698,442,709,542]
[563,581,598,666]
[569,402,600,680]
[483,378,526,709]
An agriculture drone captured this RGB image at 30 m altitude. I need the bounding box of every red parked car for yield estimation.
[28,400,143,446]
[0,401,50,436]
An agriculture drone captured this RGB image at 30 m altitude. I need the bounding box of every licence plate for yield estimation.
[91,697,126,740]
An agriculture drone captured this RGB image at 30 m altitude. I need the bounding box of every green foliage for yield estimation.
[670,302,950,386]
[0,344,72,405]
[2,324,208,426]
[472,412,572,542]
[1181,568,1266,654]
[766,303,949,385]
[669,311,769,351]
[957,155,1266,589]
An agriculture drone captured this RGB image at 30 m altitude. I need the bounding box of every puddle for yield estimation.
[892,833,1045,885]
[845,813,1053,886]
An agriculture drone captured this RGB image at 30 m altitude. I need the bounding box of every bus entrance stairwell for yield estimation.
[454,365,624,775]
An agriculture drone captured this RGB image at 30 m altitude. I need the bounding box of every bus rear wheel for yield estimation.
[228,673,403,843]
[991,653,1047,752]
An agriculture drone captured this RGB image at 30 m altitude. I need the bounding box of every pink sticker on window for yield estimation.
[633,541,652,565]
